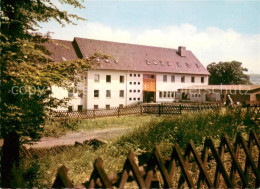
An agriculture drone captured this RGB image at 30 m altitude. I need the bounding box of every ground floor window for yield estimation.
[78,105,83,111]
[106,105,110,110]
[68,106,73,112]
[94,105,98,109]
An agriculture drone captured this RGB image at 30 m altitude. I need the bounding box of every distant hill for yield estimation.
[249,74,260,85]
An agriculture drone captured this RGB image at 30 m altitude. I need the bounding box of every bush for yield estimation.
[115,108,256,153]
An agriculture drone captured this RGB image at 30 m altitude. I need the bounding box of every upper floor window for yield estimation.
[94,74,100,82]
[120,76,124,83]
[181,76,185,83]
[171,75,175,83]
[163,75,167,82]
[106,75,111,83]
[94,90,99,98]
[119,90,124,97]
[201,77,205,83]
[68,88,73,97]
[78,90,83,98]
[191,76,195,83]
[106,90,111,98]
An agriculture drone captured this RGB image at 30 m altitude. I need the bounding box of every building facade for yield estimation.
[47,37,209,110]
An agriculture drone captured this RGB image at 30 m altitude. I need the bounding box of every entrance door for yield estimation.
[143,91,156,103]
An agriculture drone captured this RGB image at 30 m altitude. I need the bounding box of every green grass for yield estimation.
[20,108,258,187]
[43,115,161,137]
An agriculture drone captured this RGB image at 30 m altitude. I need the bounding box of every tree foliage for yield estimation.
[207,61,251,85]
[0,0,108,186]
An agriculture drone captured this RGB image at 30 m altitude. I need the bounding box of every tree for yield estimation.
[0,0,108,186]
[207,61,252,85]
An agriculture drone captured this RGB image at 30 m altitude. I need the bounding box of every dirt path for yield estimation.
[24,127,128,148]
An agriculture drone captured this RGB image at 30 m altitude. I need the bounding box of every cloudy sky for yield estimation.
[39,0,260,74]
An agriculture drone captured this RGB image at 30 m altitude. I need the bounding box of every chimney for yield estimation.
[178,46,186,57]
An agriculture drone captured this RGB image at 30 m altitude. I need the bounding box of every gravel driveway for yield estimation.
[24,127,128,148]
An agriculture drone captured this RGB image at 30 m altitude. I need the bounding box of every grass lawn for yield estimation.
[19,108,258,187]
[43,115,162,137]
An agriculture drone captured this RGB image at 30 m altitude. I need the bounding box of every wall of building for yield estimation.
[52,70,209,110]
[157,74,208,103]
[51,74,87,111]
[87,70,128,109]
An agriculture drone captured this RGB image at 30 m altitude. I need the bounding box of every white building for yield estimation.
[46,37,209,111]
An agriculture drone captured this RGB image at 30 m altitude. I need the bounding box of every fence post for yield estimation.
[118,106,120,118]
[140,105,143,115]
[159,104,161,116]
[179,105,182,114]
[93,109,96,119]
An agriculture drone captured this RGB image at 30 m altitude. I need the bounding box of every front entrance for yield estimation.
[143,91,156,103]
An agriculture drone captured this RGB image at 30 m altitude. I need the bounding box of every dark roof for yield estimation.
[44,39,78,62]
[46,37,210,75]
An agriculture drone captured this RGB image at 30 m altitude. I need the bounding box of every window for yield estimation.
[201,77,205,83]
[134,82,136,85]
[120,76,124,83]
[164,91,167,98]
[138,90,140,92]
[168,91,171,98]
[159,91,162,98]
[68,106,73,112]
[106,75,111,83]
[119,104,124,108]
[78,90,83,98]
[171,92,174,98]
[119,90,124,97]
[94,74,100,82]
[106,90,111,98]
[138,98,140,100]
[181,76,185,83]
[134,98,136,100]
[134,90,136,93]
[163,75,167,82]
[130,82,132,85]
[171,75,175,83]
[68,88,73,97]
[94,90,99,98]
[94,105,98,109]
[129,98,132,101]
[138,74,140,77]
[138,82,140,85]
[191,76,195,83]
[106,105,110,110]
[130,74,132,77]
[130,90,132,93]
[134,74,136,77]
[78,105,83,111]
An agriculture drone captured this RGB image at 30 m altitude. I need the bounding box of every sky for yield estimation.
[39,0,260,74]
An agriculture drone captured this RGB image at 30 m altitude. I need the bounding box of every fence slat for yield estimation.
[51,130,259,188]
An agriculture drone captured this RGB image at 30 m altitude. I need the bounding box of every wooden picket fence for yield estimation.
[53,104,222,119]
[52,130,260,188]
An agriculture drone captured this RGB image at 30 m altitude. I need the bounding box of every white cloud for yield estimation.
[44,22,260,74]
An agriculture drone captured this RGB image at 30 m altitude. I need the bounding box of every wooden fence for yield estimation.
[53,104,223,119]
[52,130,260,188]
